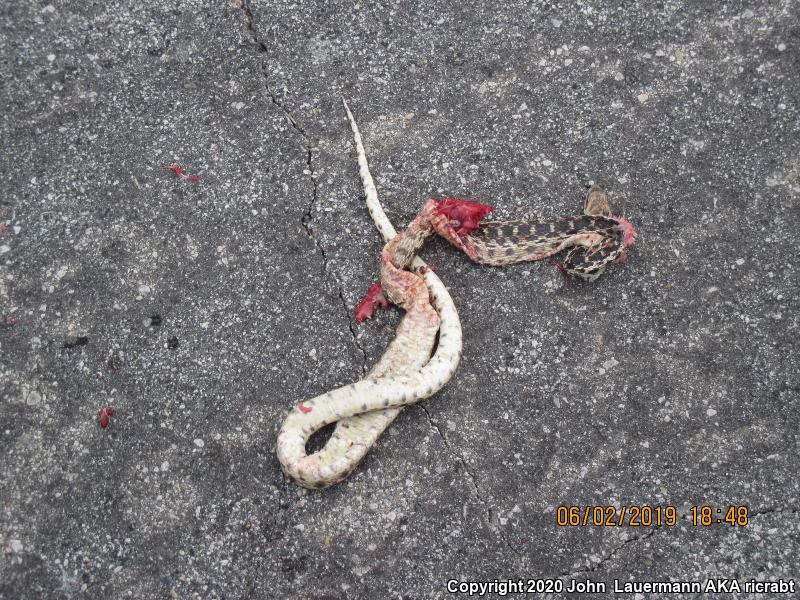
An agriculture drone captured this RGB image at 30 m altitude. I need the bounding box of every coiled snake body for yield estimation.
[276,99,636,489]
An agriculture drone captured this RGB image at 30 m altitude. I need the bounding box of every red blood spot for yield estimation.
[0,223,7,236]
[5,314,20,326]
[162,164,184,175]
[610,216,637,246]
[298,403,313,414]
[161,164,201,183]
[418,264,437,274]
[551,260,569,277]
[98,408,115,428]
[435,198,494,237]
[418,265,429,274]
[353,282,389,322]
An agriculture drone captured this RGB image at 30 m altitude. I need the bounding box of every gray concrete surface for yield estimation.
[1,1,798,598]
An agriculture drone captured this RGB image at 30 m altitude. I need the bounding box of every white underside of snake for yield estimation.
[276,98,637,489]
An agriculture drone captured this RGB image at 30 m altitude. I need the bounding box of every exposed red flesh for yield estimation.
[298,403,313,414]
[98,408,115,428]
[610,215,637,246]
[435,198,494,237]
[353,282,389,322]
[161,164,201,183]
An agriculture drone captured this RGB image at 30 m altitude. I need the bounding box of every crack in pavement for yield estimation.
[235,0,368,376]
[561,528,658,579]
[416,404,522,556]
[748,505,799,518]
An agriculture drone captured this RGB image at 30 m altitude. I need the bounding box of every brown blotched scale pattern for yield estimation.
[275,99,636,489]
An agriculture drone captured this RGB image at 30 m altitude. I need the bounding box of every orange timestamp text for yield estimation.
[556,505,749,527]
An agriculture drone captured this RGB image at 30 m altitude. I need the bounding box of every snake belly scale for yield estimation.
[275,98,636,489]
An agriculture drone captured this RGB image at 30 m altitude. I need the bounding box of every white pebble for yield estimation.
[193,438,204,448]
[706,408,717,417]
[602,358,619,371]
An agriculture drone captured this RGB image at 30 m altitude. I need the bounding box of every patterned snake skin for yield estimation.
[275,99,636,488]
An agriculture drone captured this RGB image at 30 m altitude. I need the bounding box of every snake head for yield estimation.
[584,184,612,217]
[584,185,637,247]
[435,198,494,237]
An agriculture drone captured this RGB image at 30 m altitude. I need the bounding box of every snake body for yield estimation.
[275,100,463,489]
[276,99,636,489]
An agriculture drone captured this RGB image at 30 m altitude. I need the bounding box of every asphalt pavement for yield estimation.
[1,1,798,598]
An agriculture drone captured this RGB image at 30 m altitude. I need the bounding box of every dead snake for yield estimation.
[276,98,636,489]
